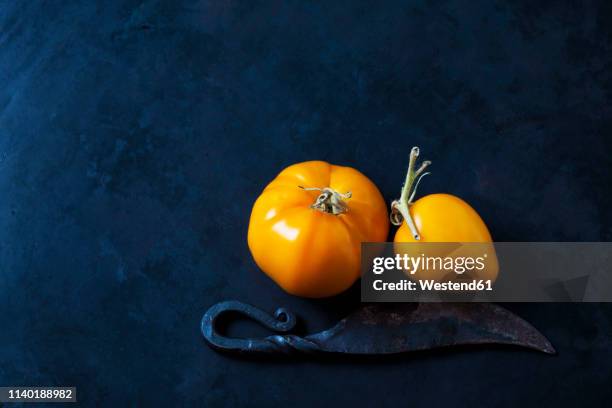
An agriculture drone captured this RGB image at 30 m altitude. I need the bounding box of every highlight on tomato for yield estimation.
[390,147,498,282]
[248,161,389,298]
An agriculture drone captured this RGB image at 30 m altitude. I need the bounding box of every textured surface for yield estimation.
[1,0,612,406]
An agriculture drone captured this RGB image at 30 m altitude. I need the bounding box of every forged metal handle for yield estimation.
[201,301,319,354]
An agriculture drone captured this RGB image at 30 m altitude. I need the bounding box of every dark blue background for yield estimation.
[1,0,611,406]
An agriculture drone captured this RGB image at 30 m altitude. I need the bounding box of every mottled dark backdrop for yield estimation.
[1,0,611,406]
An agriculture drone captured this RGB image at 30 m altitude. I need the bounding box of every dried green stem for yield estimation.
[299,186,352,215]
[390,147,431,240]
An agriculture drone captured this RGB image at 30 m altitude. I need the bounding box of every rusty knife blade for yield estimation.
[304,302,555,355]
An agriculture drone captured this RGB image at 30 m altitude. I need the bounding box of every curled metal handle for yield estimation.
[201,301,319,354]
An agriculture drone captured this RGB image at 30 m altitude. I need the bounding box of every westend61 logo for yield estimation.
[361,242,612,302]
[370,252,494,292]
[361,242,500,302]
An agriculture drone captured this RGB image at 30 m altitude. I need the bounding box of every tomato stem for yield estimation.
[390,147,431,240]
[299,186,352,215]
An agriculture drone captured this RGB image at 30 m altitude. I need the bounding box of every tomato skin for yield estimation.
[248,161,388,298]
[394,194,492,243]
[394,193,498,282]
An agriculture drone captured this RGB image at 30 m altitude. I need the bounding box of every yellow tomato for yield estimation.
[394,193,498,281]
[394,194,492,243]
[248,161,389,298]
[392,148,498,282]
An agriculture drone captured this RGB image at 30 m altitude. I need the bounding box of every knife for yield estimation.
[201,300,555,355]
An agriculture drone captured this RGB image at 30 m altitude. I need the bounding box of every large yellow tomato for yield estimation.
[248,161,388,298]
[391,148,497,282]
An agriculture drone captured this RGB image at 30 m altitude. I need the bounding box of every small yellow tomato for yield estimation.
[391,148,498,282]
[248,161,389,298]
[394,194,492,243]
